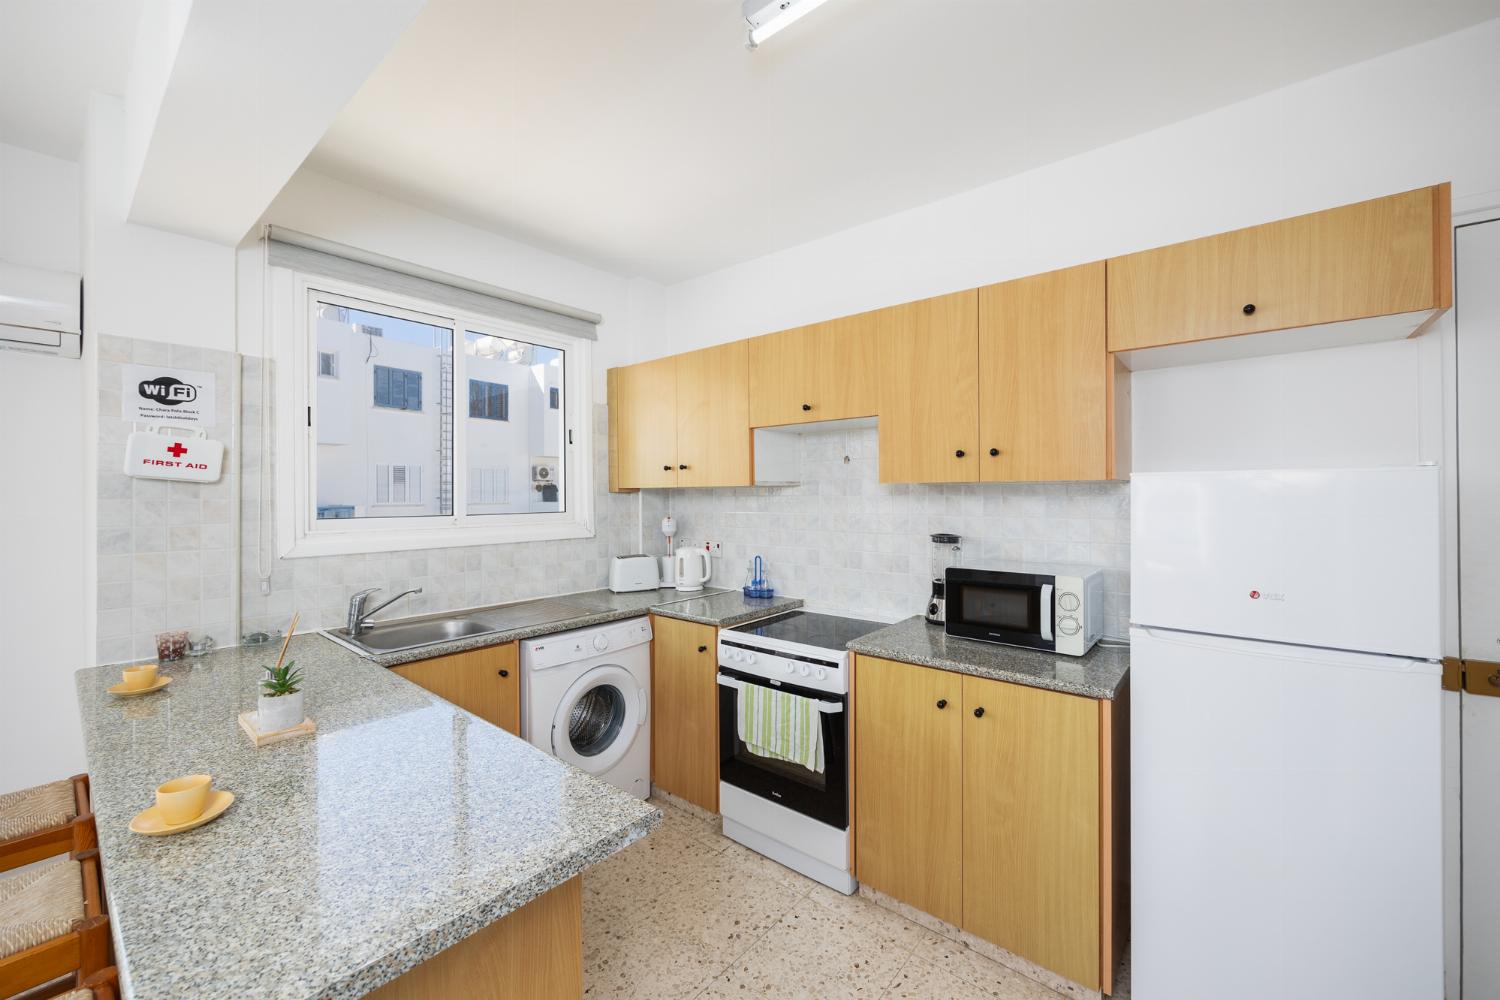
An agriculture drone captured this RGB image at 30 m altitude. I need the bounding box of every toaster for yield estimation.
[608,554,661,593]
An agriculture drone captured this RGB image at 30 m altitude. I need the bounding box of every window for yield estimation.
[373,365,423,411]
[468,379,509,421]
[375,464,424,505]
[281,276,593,557]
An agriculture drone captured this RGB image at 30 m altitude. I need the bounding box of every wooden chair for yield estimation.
[0,776,94,874]
[0,777,111,999]
[52,965,120,1000]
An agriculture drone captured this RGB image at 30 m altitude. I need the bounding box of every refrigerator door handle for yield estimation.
[1040,583,1053,642]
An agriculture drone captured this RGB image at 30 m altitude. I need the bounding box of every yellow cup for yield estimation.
[156,774,212,825]
[122,664,159,690]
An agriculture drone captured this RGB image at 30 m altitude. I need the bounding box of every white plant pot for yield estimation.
[257,690,305,733]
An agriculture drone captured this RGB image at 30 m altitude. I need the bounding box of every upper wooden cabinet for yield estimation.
[876,291,980,484]
[748,313,881,427]
[979,262,1114,482]
[392,643,520,735]
[608,343,752,491]
[1107,183,1452,353]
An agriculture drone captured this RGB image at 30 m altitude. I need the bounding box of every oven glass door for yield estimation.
[946,569,1056,650]
[717,667,848,830]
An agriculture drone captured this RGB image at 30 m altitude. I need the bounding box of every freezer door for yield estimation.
[1130,626,1442,1000]
[1131,466,1441,658]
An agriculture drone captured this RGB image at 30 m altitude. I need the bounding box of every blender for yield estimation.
[926,533,963,625]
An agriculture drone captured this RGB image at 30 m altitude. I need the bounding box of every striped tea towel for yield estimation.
[737,683,825,774]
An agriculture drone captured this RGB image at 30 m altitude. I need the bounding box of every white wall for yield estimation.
[0,142,87,793]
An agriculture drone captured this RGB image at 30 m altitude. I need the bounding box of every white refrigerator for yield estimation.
[1130,467,1444,1000]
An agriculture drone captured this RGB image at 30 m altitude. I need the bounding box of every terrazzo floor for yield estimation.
[582,797,1131,999]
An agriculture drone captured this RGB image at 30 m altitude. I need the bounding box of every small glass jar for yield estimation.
[155,629,189,662]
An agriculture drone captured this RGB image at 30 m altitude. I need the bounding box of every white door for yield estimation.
[1130,625,1443,1000]
[549,663,644,775]
[1457,217,1500,997]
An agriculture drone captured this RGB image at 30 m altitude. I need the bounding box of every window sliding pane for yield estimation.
[464,332,564,514]
[315,301,453,519]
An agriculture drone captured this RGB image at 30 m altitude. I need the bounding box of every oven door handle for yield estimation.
[716,673,845,714]
[1040,583,1054,641]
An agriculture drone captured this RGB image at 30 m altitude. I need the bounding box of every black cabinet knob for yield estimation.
[936,699,948,710]
[498,669,509,677]
[802,403,812,411]
[679,464,688,470]
[663,464,672,471]
[1242,303,1256,315]
[698,645,708,653]
[989,448,1000,457]
[955,449,966,458]
[973,706,985,718]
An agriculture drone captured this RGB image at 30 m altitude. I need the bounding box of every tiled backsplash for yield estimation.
[648,425,1131,635]
[96,336,1127,663]
[96,335,640,664]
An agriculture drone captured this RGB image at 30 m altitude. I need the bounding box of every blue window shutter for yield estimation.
[406,371,422,411]
[497,384,509,421]
[374,365,390,407]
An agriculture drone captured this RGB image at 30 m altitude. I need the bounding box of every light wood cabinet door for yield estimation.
[676,340,753,488]
[978,262,1110,482]
[649,615,719,811]
[1108,183,1452,352]
[748,313,881,427]
[612,357,679,489]
[961,674,1101,990]
[877,290,980,484]
[854,655,964,925]
[393,642,521,735]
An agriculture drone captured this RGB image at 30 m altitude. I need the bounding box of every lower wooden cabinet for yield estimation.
[391,642,520,735]
[853,654,1127,994]
[649,614,720,811]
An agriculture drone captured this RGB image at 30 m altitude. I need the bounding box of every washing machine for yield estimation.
[519,616,652,798]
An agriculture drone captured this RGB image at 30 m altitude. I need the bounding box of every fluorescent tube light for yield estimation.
[744,0,832,48]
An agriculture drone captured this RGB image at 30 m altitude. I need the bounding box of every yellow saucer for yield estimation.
[108,675,174,698]
[129,790,235,836]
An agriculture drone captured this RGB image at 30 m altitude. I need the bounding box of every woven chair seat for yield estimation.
[0,858,84,959]
[0,780,77,840]
[57,990,94,1000]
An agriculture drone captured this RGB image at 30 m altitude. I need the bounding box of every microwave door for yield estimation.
[947,572,1056,650]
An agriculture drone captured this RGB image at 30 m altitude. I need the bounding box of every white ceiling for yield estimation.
[306,0,1500,282]
[0,0,144,159]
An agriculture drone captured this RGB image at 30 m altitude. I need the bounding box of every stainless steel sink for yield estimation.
[328,617,500,654]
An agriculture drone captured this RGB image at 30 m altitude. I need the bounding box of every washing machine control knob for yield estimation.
[592,634,609,652]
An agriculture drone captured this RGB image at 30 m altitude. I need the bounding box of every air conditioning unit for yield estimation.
[0,261,82,359]
[531,460,558,485]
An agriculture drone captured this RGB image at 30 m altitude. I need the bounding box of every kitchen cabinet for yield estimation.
[852,654,1127,994]
[608,343,752,491]
[961,673,1101,990]
[876,291,980,484]
[853,655,964,925]
[979,262,1116,482]
[649,614,720,811]
[392,642,520,735]
[747,313,881,428]
[1107,183,1452,353]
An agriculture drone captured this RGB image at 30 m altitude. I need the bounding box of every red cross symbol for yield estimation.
[167,442,188,458]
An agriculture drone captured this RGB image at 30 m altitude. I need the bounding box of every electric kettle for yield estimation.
[674,547,712,592]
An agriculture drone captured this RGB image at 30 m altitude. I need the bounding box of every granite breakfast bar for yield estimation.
[74,635,660,1000]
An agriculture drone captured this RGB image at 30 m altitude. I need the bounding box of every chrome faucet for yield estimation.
[346,587,423,636]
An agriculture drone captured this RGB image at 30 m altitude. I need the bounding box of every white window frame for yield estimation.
[273,270,595,558]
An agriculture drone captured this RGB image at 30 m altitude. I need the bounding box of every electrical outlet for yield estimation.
[704,540,723,556]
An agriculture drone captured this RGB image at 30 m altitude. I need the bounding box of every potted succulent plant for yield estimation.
[258,660,305,733]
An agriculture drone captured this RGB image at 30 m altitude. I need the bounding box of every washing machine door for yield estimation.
[550,663,645,775]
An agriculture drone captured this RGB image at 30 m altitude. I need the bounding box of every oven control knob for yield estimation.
[816,668,827,681]
[785,662,794,673]
[593,634,610,652]
[798,664,810,677]
[1058,616,1081,636]
[744,652,757,665]
[1058,592,1080,612]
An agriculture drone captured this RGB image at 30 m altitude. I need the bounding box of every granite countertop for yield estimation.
[348,587,803,667]
[74,637,660,1000]
[847,616,1130,699]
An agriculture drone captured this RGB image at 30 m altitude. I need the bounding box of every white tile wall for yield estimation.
[651,425,1131,635]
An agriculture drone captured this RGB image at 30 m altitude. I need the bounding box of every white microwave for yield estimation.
[944,563,1104,656]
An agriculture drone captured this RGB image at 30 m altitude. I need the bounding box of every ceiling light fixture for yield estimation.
[743,0,832,49]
